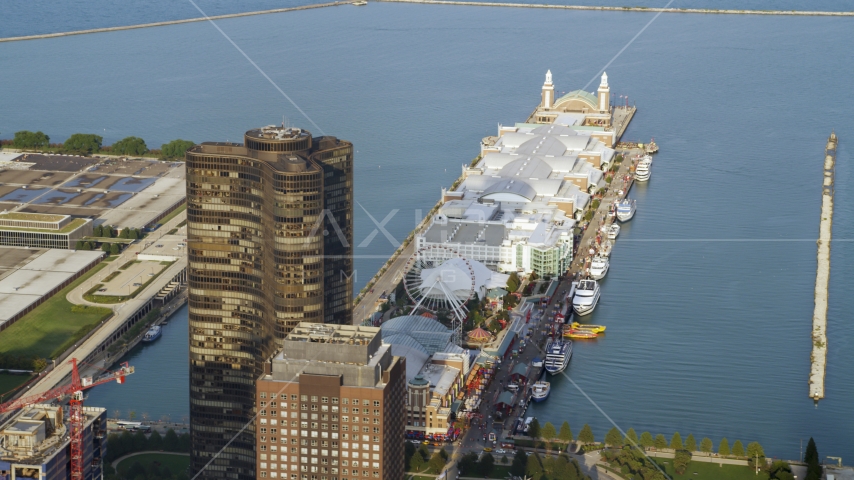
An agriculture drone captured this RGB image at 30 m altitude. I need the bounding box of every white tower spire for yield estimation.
[541,70,555,110]
[597,71,610,113]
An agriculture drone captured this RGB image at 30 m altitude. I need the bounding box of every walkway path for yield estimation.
[111,451,189,469]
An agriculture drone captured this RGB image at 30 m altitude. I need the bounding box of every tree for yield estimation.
[501,455,509,465]
[75,240,85,250]
[769,460,796,480]
[506,272,520,292]
[102,242,111,253]
[526,453,544,478]
[685,433,697,452]
[119,228,129,239]
[427,451,445,473]
[62,133,102,155]
[160,139,195,160]
[80,241,92,250]
[409,450,425,472]
[457,452,478,476]
[148,430,163,450]
[110,243,120,255]
[529,418,541,441]
[12,130,50,149]
[542,422,557,448]
[578,424,594,445]
[654,434,667,450]
[805,437,821,480]
[132,430,147,451]
[700,437,713,453]
[558,421,573,443]
[673,450,692,475]
[404,442,416,469]
[163,428,179,451]
[732,440,745,457]
[640,431,654,450]
[718,437,730,456]
[509,449,527,477]
[93,224,103,237]
[605,427,623,448]
[670,432,683,450]
[478,453,495,476]
[624,428,638,446]
[112,136,149,156]
[747,441,764,462]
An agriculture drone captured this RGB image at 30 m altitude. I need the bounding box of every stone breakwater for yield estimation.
[0,1,354,43]
[376,0,854,16]
[809,132,837,402]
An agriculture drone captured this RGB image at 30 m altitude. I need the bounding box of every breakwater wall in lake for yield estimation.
[0,1,355,43]
[376,0,854,16]
[809,132,837,402]
[2,1,852,43]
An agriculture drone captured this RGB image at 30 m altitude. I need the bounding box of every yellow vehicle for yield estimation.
[483,447,493,452]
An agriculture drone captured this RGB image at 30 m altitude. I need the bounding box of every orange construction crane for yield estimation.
[0,358,134,480]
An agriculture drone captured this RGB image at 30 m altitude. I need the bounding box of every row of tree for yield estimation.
[75,240,121,254]
[405,443,448,474]
[528,419,765,460]
[0,353,47,371]
[104,428,190,463]
[6,130,194,159]
[93,225,143,239]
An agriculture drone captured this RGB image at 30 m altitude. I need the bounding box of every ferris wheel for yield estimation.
[403,246,476,343]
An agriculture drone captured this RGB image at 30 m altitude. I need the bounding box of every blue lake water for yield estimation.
[3,2,853,462]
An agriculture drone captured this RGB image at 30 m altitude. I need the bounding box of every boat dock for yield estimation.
[809,132,837,402]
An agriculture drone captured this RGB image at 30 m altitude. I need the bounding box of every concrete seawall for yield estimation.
[2,1,851,44]
[809,132,837,402]
[376,0,854,16]
[0,1,354,43]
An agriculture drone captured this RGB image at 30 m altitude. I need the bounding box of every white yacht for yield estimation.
[600,240,613,257]
[572,279,601,316]
[616,199,636,222]
[531,381,551,402]
[544,339,572,374]
[635,155,652,182]
[589,256,610,280]
[142,325,161,342]
[607,224,620,240]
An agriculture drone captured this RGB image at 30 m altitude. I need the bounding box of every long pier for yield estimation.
[1,2,851,44]
[809,132,837,402]
[0,1,355,43]
[376,0,854,16]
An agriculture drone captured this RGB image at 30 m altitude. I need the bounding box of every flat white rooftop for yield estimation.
[0,249,103,324]
[96,166,186,229]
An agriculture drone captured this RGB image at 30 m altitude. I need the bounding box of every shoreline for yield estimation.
[1,2,851,44]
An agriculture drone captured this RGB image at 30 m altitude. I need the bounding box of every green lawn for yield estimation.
[0,372,33,398]
[116,452,189,473]
[0,263,112,359]
[655,459,769,480]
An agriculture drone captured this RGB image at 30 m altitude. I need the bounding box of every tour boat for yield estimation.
[142,325,162,342]
[607,224,620,240]
[571,322,606,333]
[531,381,551,402]
[616,199,636,222]
[589,256,609,280]
[544,339,572,374]
[635,156,652,182]
[572,279,601,316]
[565,329,598,339]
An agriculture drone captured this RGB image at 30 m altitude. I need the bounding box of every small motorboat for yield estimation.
[142,325,162,342]
[571,322,606,333]
[607,224,620,240]
[600,240,613,257]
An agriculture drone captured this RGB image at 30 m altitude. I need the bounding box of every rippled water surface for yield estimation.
[4,2,853,461]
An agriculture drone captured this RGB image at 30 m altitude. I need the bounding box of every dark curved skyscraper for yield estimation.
[185,126,353,479]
